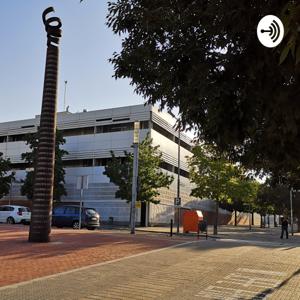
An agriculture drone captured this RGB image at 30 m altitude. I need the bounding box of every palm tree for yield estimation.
[28,7,62,242]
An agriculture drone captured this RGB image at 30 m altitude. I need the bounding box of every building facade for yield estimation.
[0,104,200,225]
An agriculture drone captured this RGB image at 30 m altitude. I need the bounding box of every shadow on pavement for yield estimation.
[252,268,300,299]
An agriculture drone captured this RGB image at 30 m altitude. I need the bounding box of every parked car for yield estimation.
[0,205,31,224]
[52,205,100,230]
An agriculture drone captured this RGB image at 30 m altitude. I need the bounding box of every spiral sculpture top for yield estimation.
[42,7,62,47]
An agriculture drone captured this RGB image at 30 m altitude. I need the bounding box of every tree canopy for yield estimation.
[104,135,173,204]
[188,144,259,232]
[107,0,300,177]
[188,144,259,205]
[21,130,68,202]
[0,153,14,199]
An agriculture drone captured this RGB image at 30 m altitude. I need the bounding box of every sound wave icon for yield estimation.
[261,20,280,43]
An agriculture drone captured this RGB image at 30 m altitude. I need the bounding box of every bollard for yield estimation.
[170,219,173,237]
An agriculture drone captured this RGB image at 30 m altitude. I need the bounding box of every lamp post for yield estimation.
[169,112,181,234]
[176,121,181,234]
[130,121,140,234]
[289,188,300,236]
[77,175,88,229]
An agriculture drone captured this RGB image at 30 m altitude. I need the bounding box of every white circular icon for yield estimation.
[257,15,284,48]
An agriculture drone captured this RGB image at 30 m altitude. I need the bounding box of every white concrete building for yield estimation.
[0,104,196,225]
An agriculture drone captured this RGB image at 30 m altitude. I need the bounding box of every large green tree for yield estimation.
[21,130,68,202]
[188,144,259,234]
[107,1,300,177]
[0,153,14,199]
[104,135,173,204]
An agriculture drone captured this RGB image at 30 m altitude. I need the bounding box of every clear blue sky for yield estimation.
[0,0,142,123]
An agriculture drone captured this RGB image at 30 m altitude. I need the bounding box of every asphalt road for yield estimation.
[1,236,300,300]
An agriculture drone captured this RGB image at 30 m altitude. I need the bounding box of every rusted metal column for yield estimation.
[29,7,62,243]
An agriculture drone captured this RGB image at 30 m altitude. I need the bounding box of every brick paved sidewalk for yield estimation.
[136,224,300,243]
[1,237,300,300]
[0,224,191,287]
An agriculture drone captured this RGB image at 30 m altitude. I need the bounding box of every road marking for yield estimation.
[0,240,196,291]
[196,285,267,300]
[196,268,286,299]
[238,268,285,276]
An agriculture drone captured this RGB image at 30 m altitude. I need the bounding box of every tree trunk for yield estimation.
[260,215,263,228]
[214,201,218,235]
[251,212,254,225]
[274,214,277,227]
[267,215,270,228]
[28,8,62,243]
[234,210,237,226]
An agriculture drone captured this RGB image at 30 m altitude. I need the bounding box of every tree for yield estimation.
[21,130,68,202]
[0,153,14,199]
[220,176,259,226]
[107,1,300,176]
[104,135,173,205]
[188,144,258,234]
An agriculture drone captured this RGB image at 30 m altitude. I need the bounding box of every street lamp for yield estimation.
[290,187,300,236]
[169,111,181,234]
[9,170,15,206]
[130,121,140,234]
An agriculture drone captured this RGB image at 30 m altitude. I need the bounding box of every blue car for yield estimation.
[52,205,100,230]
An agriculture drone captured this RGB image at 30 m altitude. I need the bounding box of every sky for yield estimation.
[0,0,143,123]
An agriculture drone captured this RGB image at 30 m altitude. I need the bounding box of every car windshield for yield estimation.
[85,209,97,215]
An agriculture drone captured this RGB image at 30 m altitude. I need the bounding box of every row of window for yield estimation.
[0,121,150,142]
[0,121,192,152]
[10,159,189,178]
[152,123,192,152]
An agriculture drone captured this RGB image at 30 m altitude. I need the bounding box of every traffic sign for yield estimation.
[174,197,181,206]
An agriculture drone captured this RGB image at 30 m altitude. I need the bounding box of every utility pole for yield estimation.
[130,121,140,234]
[290,187,294,236]
[9,170,15,206]
[169,111,181,234]
[77,175,88,230]
[176,121,181,234]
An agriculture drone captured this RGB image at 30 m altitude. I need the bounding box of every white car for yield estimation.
[0,205,31,224]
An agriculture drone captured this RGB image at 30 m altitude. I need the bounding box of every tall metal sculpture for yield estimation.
[29,7,62,242]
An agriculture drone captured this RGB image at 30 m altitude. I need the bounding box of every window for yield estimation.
[4,206,14,211]
[140,121,149,129]
[96,122,133,133]
[96,118,112,122]
[8,134,25,142]
[160,162,174,172]
[160,162,190,178]
[53,207,65,215]
[0,136,7,143]
[85,209,97,216]
[18,207,30,213]
[62,127,94,137]
[65,207,77,215]
[63,159,93,168]
[152,123,174,140]
[153,122,192,152]
[113,117,130,122]
[175,136,192,152]
[10,163,27,170]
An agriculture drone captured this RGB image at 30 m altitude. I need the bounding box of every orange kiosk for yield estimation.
[183,210,204,233]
